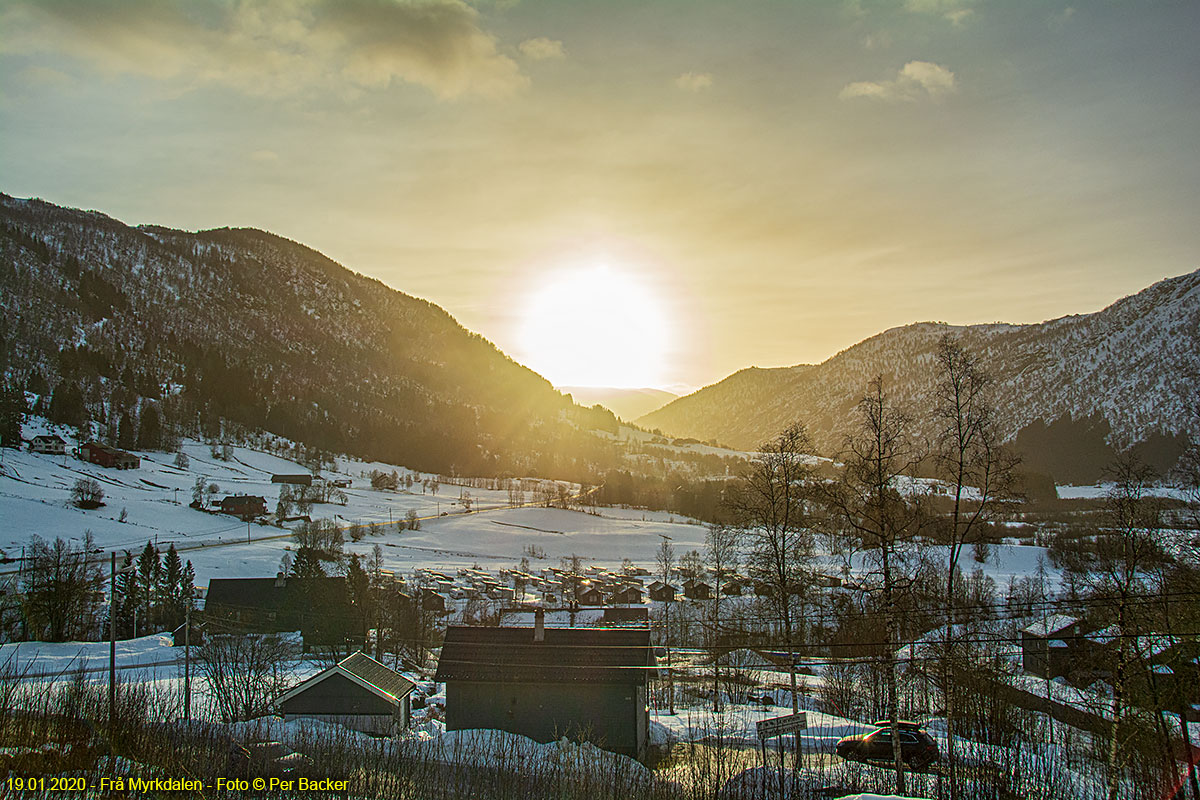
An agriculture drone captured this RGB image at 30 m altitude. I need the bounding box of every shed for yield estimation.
[434,622,653,760]
[683,580,712,601]
[277,651,417,735]
[272,474,314,486]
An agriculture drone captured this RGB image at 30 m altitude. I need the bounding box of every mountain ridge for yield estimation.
[640,269,1200,480]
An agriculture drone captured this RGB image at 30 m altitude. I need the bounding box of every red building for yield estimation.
[78,441,140,469]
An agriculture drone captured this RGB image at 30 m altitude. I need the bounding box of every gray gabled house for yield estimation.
[276,651,417,735]
[434,615,653,760]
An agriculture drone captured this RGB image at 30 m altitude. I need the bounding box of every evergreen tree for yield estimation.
[117,411,137,449]
[160,543,185,629]
[0,382,27,448]
[135,541,161,633]
[137,403,162,450]
[48,383,86,428]
[290,547,326,579]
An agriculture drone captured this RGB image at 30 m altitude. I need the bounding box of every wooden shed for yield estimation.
[434,621,653,760]
[276,651,417,735]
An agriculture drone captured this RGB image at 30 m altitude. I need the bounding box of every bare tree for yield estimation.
[22,532,104,641]
[728,422,815,716]
[196,633,298,722]
[655,537,676,715]
[931,334,1020,795]
[821,377,926,794]
[704,522,739,713]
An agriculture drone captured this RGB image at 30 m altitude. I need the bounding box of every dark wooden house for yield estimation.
[276,651,417,735]
[682,580,712,601]
[272,474,314,486]
[647,582,676,602]
[1020,615,1086,680]
[204,576,362,650]
[434,621,653,760]
[610,586,644,605]
[218,495,267,518]
[578,587,605,606]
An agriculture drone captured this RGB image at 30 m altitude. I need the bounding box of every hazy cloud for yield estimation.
[0,0,528,100]
[675,72,713,92]
[839,60,956,102]
[518,37,564,60]
[904,0,975,23]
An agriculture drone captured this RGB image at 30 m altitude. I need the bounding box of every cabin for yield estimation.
[1020,615,1087,680]
[218,495,267,518]
[434,616,653,760]
[272,474,314,486]
[419,588,447,614]
[578,587,606,606]
[79,441,140,469]
[204,576,363,650]
[29,434,67,455]
[276,651,417,735]
[647,582,677,602]
[610,586,644,605]
[682,580,712,601]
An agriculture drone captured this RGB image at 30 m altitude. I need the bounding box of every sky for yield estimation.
[1,0,1198,391]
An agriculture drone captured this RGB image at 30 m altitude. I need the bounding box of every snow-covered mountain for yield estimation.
[0,194,619,475]
[641,271,1200,480]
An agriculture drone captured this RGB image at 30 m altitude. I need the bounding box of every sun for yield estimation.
[517,262,670,389]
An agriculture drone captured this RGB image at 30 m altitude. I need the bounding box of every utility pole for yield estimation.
[109,552,116,722]
[183,602,191,720]
[247,518,251,544]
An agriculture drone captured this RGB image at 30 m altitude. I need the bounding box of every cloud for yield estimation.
[0,0,528,100]
[903,0,975,23]
[518,37,564,61]
[839,60,956,102]
[675,72,713,92]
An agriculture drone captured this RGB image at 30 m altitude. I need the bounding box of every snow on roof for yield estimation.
[1022,614,1079,638]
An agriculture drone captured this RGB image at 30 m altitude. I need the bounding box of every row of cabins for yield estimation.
[1020,614,1200,717]
[205,576,654,759]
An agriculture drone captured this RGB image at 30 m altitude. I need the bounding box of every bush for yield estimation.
[71,478,104,509]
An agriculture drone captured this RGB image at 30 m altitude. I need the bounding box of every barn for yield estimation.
[276,652,417,736]
[434,615,653,760]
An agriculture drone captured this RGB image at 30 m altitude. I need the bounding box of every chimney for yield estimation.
[275,572,286,588]
[534,607,545,642]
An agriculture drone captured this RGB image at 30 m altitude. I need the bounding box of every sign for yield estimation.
[756,712,807,740]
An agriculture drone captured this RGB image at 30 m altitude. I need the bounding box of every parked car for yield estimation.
[835,720,938,769]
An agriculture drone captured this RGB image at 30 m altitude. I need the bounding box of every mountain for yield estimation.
[557,386,678,422]
[640,271,1200,481]
[0,194,621,476]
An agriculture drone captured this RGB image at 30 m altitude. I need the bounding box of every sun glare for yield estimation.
[517,262,670,389]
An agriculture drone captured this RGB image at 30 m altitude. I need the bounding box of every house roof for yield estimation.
[434,626,652,685]
[276,651,416,707]
[32,434,65,443]
[204,576,350,614]
[1021,615,1080,639]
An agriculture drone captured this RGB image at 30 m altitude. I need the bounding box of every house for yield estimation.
[29,434,67,455]
[721,580,744,597]
[578,587,606,606]
[78,441,140,469]
[610,586,644,605]
[272,474,314,486]
[647,582,677,602]
[218,495,267,518]
[1020,615,1086,680]
[682,580,712,601]
[419,588,447,614]
[434,616,653,759]
[203,576,362,650]
[276,651,417,735]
